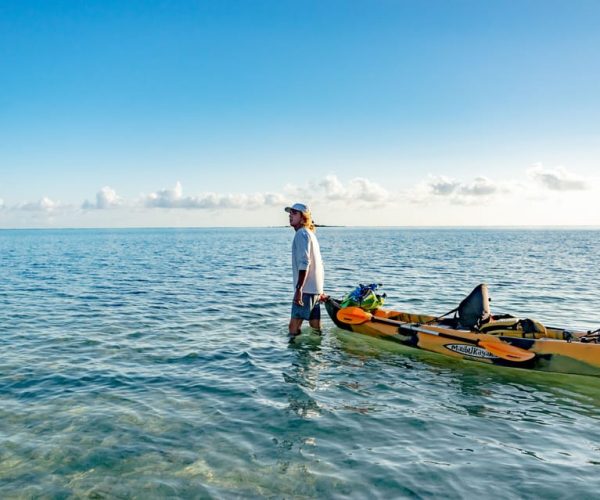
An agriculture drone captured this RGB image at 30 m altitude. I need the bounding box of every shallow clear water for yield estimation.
[1,228,599,498]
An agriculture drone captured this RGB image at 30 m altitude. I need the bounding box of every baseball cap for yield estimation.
[284,203,310,214]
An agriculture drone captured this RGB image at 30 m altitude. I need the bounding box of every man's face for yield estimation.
[288,209,303,228]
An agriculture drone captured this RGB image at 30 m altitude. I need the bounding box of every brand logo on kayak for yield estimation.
[445,343,497,359]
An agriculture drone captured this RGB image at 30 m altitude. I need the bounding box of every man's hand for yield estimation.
[294,288,304,305]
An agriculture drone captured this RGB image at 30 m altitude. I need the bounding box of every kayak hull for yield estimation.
[325,298,600,378]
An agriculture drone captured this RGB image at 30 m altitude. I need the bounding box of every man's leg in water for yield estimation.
[289,318,303,336]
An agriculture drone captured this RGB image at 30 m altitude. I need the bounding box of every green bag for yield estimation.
[340,283,386,311]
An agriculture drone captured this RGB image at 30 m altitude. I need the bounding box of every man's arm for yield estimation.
[294,269,307,305]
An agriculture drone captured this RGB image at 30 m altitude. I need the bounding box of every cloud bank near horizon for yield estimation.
[0,165,595,224]
[143,181,286,210]
[409,163,594,206]
[284,175,390,208]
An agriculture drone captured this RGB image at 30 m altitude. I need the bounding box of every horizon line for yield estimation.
[1,224,600,231]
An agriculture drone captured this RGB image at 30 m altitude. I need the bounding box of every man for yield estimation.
[285,203,325,337]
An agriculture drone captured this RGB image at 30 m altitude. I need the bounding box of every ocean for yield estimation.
[1,227,599,498]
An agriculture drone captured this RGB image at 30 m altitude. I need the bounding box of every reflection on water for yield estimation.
[285,341,324,418]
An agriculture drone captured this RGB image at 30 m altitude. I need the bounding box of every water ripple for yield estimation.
[1,228,600,497]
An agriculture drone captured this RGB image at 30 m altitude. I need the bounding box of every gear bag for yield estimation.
[340,283,386,311]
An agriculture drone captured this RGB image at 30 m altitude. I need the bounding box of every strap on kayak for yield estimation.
[423,305,458,325]
[580,328,600,343]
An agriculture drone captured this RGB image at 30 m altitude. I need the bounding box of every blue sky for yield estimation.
[1,0,599,227]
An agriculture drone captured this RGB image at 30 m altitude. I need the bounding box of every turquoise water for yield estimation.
[1,228,599,498]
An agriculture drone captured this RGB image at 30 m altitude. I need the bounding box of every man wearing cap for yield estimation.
[285,203,325,337]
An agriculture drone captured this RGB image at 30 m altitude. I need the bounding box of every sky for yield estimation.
[1,0,599,228]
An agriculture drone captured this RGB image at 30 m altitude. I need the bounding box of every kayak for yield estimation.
[325,296,600,378]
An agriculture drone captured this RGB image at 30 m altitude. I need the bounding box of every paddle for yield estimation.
[337,307,535,362]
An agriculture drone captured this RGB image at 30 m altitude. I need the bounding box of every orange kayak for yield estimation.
[326,298,600,378]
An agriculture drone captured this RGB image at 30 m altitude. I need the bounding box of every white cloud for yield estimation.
[143,182,286,210]
[139,177,390,216]
[528,163,587,191]
[429,176,460,196]
[319,175,347,201]
[285,174,390,207]
[17,197,67,212]
[82,186,123,209]
[346,177,389,203]
[407,164,596,212]
[2,166,596,229]
[458,176,498,197]
[145,181,184,208]
[412,175,500,205]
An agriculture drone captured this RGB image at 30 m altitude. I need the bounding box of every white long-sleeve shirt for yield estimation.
[291,227,324,294]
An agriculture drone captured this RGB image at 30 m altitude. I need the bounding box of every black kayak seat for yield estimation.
[457,283,491,329]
